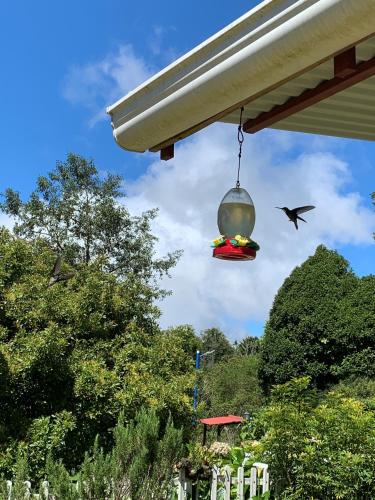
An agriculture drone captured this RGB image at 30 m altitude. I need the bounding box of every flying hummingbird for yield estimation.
[276,205,315,230]
[48,255,75,287]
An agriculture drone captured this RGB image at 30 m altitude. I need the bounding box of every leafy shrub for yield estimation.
[260,246,375,391]
[0,408,183,499]
[201,355,263,417]
[251,378,375,499]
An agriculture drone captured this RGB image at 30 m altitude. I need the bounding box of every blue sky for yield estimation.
[1,1,374,338]
[0,0,260,191]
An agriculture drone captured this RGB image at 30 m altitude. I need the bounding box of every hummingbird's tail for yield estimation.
[293,219,298,230]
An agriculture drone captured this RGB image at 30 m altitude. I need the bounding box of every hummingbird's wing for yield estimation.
[50,255,62,277]
[294,205,315,214]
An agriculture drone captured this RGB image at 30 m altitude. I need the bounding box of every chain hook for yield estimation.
[236,107,244,189]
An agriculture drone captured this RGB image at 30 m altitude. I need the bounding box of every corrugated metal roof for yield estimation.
[220,36,375,141]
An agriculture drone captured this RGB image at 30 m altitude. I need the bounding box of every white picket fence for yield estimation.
[4,480,48,498]
[4,463,269,499]
[175,462,269,500]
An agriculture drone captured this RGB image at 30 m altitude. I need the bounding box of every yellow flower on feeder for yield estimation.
[212,236,226,247]
[234,235,250,246]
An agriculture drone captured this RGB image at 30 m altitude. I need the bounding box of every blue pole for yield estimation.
[193,350,200,413]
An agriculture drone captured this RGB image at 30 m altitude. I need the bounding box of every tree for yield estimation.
[0,153,180,290]
[251,377,375,499]
[236,336,261,356]
[163,325,201,360]
[0,228,194,477]
[333,275,375,379]
[259,245,375,391]
[0,155,192,475]
[200,328,234,363]
[201,355,263,416]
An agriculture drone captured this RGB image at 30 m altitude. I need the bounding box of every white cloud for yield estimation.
[61,46,374,339]
[124,124,375,339]
[147,25,179,63]
[62,45,154,126]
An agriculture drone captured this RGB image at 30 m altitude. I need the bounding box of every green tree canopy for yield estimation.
[0,153,180,290]
[0,228,194,476]
[259,245,375,391]
[163,324,201,359]
[0,155,193,475]
[251,377,375,498]
[201,355,263,417]
[200,327,234,363]
[235,335,261,356]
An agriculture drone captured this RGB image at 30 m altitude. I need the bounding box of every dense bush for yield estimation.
[1,409,183,499]
[200,355,263,417]
[332,377,375,405]
[260,245,375,391]
[246,377,375,499]
[0,156,195,475]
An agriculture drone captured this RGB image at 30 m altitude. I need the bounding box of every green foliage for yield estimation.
[0,156,192,475]
[44,456,79,500]
[164,324,202,359]
[336,377,375,399]
[260,245,375,391]
[1,409,183,499]
[201,355,263,417]
[0,478,8,499]
[77,436,114,499]
[110,409,160,497]
[252,378,375,499]
[10,451,29,499]
[20,411,76,478]
[235,335,261,356]
[332,274,375,379]
[200,327,234,362]
[0,153,180,287]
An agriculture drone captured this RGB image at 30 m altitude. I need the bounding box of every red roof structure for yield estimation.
[199,415,244,444]
[200,415,243,426]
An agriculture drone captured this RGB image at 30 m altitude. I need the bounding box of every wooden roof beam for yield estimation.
[243,49,375,135]
[160,144,174,161]
[334,47,357,78]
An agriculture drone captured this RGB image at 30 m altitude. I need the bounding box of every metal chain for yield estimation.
[236,107,244,188]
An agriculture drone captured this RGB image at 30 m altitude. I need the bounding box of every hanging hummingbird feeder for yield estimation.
[212,108,260,261]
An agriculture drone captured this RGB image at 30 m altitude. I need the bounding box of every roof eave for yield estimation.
[108,0,375,153]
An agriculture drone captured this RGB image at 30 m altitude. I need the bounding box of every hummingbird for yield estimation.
[276,205,315,230]
[48,255,75,287]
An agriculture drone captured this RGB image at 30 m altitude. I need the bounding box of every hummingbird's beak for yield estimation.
[275,207,282,209]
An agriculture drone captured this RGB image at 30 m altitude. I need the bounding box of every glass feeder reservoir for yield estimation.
[213,187,258,261]
[218,187,255,238]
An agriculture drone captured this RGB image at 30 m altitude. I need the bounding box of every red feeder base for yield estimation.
[213,240,256,261]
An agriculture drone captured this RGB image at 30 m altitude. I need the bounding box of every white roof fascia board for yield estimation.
[107,0,375,153]
[107,0,306,116]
